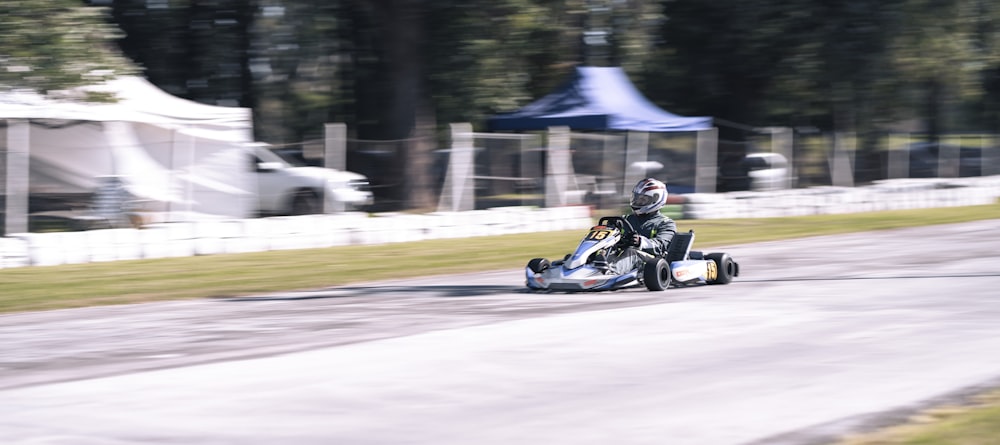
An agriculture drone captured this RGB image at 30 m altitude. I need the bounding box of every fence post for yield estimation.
[829,132,855,187]
[887,133,907,179]
[323,123,347,171]
[437,123,476,212]
[4,119,29,235]
[545,126,573,207]
[695,128,719,193]
[773,127,794,189]
[323,123,348,213]
[986,134,1000,177]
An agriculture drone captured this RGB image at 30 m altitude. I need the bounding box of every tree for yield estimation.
[423,0,578,128]
[645,0,1000,182]
[333,0,434,210]
[109,0,253,107]
[0,0,135,98]
[887,0,1000,138]
[248,0,344,144]
[82,0,1000,199]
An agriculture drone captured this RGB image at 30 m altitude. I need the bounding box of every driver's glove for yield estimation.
[632,234,653,249]
[629,234,642,247]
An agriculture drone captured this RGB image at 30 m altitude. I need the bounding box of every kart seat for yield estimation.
[665,230,695,263]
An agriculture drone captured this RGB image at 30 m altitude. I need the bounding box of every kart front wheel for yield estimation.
[643,258,671,291]
[528,258,550,273]
[705,252,736,284]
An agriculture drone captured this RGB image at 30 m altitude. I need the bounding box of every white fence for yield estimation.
[2,176,998,269]
[682,176,1000,219]
[0,206,594,268]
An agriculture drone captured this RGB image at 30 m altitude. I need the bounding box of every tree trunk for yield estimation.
[925,79,942,145]
[374,0,436,211]
[237,0,256,130]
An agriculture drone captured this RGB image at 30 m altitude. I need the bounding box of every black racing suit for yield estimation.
[608,212,677,275]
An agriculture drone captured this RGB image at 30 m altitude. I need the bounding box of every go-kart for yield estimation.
[525,216,739,292]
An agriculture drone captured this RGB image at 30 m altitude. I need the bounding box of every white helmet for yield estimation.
[630,178,668,215]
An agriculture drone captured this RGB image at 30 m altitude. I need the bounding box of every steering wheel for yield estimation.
[597,216,637,248]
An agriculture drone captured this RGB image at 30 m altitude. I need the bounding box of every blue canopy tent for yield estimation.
[474,66,718,208]
[487,66,712,132]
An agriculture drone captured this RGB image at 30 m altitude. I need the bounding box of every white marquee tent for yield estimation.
[0,76,257,233]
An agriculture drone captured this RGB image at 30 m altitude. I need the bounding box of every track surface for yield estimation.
[2,220,1000,444]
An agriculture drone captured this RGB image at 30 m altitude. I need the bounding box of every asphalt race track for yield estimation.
[2,220,1000,445]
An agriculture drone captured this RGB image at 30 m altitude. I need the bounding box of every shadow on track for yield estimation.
[217,284,534,301]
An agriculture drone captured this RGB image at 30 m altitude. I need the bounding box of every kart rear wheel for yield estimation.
[528,258,550,273]
[643,258,671,291]
[705,252,736,284]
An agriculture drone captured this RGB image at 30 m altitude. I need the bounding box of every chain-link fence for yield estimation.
[883,133,1000,180]
[225,127,1000,216]
[435,125,710,213]
[437,123,544,212]
[645,132,700,194]
[11,120,998,235]
[343,137,411,213]
[742,131,1000,190]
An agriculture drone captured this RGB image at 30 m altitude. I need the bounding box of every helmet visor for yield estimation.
[631,193,657,207]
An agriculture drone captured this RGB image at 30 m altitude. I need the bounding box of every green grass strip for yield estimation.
[838,389,1000,444]
[1,203,998,314]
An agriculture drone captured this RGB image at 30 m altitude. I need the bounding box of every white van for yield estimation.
[249,144,373,216]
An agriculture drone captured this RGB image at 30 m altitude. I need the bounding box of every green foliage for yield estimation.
[249,1,342,143]
[0,0,136,96]
[25,0,999,140]
[8,1,1000,202]
[424,0,571,127]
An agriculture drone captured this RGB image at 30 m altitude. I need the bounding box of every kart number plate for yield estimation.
[585,229,612,241]
[706,260,718,282]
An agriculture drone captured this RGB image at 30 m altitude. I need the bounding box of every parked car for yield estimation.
[745,152,790,191]
[249,143,373,216]
[717,152,790,192]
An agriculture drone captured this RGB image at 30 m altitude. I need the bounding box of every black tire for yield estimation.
[290,189,322,215]
[528,258,550,273]
[705,252,736,285]
[643,258,671,291]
